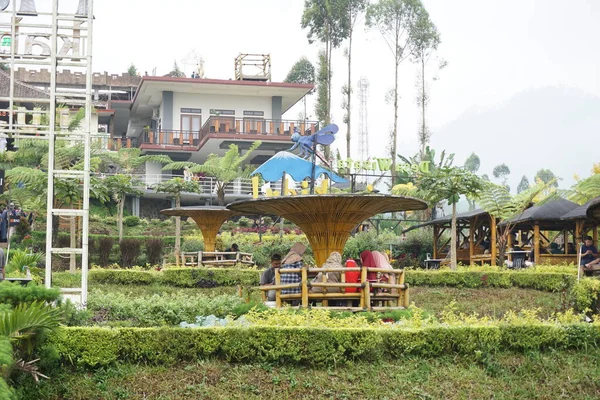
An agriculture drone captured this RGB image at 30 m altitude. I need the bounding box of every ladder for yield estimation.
[0,0,94,307]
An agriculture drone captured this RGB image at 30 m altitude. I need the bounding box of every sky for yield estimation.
[59,0,600,187]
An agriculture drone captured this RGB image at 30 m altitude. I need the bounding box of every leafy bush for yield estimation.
[181,239,203,253]
[145,238,164,266]
[119,239,142,268]
[0,281,60,307]
[161,268,259,288]
[570,278,600,314]
[15,216,31,241]
[124,216,141,227]
[97,236,114,267]
[5,250,43,275]
[87,291,244,326]
[48,320,600,368]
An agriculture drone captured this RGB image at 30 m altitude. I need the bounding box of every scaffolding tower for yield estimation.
[357,77,370,163]
[0,0,94,307]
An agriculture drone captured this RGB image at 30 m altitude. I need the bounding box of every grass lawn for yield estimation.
[20,350,600,399]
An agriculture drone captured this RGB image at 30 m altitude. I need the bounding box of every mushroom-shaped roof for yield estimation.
[561,197,600,223]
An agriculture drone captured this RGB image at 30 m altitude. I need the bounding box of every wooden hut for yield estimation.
[561,196,600,249]
[402,209,497,266]
[501,198,579,265]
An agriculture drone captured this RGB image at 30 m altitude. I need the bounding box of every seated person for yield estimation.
[481,237,491,254]
[581,236,599,272]
[549,242,562,254]
[225,243,240,260]
[260,253,282,301]
[280,243,306,298]
[310,252,342,305]
[567,242,577,254]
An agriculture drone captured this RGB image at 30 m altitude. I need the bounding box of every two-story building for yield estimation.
[108,73,317,216]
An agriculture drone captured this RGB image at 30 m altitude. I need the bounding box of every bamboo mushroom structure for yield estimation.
[160,206,239,252]
[228,194,427,266]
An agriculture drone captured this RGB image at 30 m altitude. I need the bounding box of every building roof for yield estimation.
[501,198,579,230]
[0,69,49,100]
[401,209,490,234]
[131,76,313,115]
[561,197,600,222]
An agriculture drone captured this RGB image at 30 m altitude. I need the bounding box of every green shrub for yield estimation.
[405,271,575,292]
[119,239,142,268]
[124,216,141,227]
[145,238,164,266]
[0,281,60,307]
[97,236,114,267]
[87,291,244,326]
[47,322,600,368]
[570,278,600,313]
[181,239,203,252]
[161,268,259,288]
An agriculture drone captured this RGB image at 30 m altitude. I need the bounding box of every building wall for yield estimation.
[145,161,165,186]
[171,93,273,130]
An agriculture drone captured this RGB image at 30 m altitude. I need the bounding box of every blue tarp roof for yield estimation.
[251,151,346,183]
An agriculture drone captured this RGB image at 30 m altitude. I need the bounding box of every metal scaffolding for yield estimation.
[0,0,94,307]
[357,77,370,163]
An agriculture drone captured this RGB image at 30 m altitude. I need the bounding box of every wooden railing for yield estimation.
[200,117,318,138]
[259,266,409,311]
[140,130,200,147]
[107,137,136,150]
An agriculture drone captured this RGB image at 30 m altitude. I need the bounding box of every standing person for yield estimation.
[260,253,282,301]
[183,166,192,182]
[280,243,306,298]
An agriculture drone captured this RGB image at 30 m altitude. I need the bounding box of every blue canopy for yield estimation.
[251,151,347,183]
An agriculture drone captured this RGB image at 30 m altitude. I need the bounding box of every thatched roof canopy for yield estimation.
[401,209,490,234]
[501,198,579,230]
[227,194,427,266]
[561,197,600,224]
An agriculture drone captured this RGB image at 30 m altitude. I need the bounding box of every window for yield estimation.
[180,114,202,144]
[209,109,235,116]
[180,108,202,114]
[243,110,264,116]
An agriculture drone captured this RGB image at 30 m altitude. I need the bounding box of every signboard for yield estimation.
[336,158,431,175]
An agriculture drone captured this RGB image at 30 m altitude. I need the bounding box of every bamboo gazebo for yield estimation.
[227,194,428,266]
[402,209,498,266]
[561,196,600,249]
[160,206,241,265]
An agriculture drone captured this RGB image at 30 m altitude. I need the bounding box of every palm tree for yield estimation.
[103,148,172,241]
[163,141,261,206]
[153,178,201,264]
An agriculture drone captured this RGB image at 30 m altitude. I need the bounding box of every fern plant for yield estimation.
[5,250,43,276]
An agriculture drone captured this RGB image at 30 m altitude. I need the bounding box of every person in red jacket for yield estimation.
[344,259,360,293]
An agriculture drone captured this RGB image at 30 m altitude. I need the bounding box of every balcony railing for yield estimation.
[138,119,319,148]
[108,137,138,150]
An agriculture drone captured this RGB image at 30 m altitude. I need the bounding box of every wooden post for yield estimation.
[360,265,367,309]
[594,225,598,248]
[275,269,281,308]
[490,216,497,266]
[433,225,439,259]
[269,121,274,134]
[469,219,475,265]
[564,230,568,255]
[534,223,540,264]
[301,265,309,308]
[126,138,131,148]
[507,231,513,263]
[279,122,284,135]
[159,131,164,144]
[397,270,405,307]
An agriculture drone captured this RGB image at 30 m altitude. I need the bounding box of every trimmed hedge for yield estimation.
[0,281,60,307]
[52,268,261,288]
[48,323,600,368]
[405,271,576,292]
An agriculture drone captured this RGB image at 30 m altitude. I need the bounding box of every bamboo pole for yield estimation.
[301,265,308,308]
[307,267,361,273]
[275,268,281,308]
[433,225,439,259]
[365,267,405,274]
[370,283,408,289]
[534,223,540,264]
[403,284,410,308]
[360,265,367,309]
[469,217,475,264]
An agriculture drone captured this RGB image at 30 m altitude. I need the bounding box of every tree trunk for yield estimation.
[346,31,352,159]
[391,37,399,184]
[118,195,125,242]
[217,183,225,206]
[175,193,181,267]
[451,202,457,270]
[420,57,426,158]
